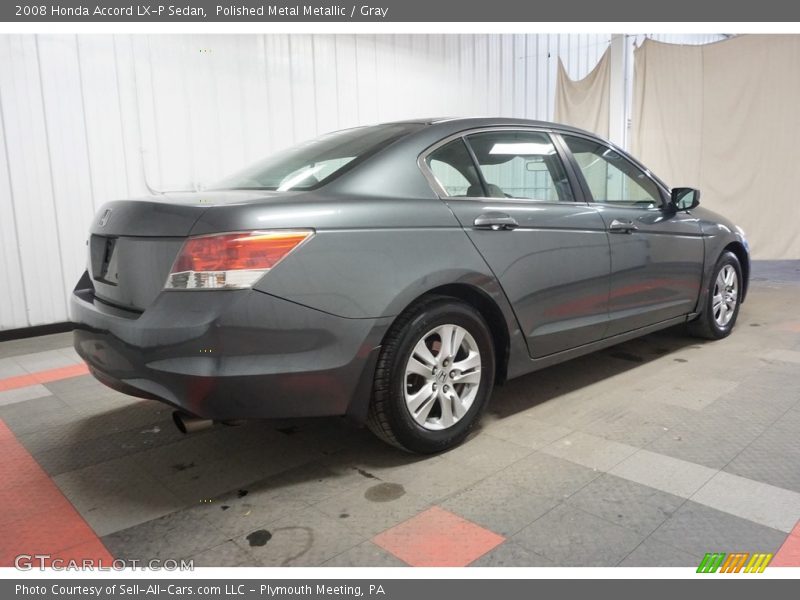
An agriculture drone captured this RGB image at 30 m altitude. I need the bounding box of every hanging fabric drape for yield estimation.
[632,35,800,259]
[554,48,611,138]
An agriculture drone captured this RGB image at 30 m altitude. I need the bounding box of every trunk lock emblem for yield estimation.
[99,208,113,227]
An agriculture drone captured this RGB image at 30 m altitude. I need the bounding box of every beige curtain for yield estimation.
[555,49,610,138]
[632,36,800,259]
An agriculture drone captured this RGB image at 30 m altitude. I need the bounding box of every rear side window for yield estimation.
[465,131,574,202]
[210,123,424,192]
[426,139,484,197]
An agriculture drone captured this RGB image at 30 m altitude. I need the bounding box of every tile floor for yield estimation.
[0,260,798,567]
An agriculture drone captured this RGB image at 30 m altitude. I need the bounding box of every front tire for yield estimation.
[367,296,495,453]
[688,251,743,339]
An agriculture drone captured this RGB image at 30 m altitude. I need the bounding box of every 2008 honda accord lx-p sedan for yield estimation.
[71,118,750,453]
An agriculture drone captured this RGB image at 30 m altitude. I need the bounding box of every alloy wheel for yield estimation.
[712,264,739,327]
[403,324,482,431]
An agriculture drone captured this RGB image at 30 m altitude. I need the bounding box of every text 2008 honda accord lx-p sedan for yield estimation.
[71,118,749,453]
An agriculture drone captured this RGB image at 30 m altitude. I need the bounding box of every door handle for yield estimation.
[608,218,638,233]
[473,213,519,231]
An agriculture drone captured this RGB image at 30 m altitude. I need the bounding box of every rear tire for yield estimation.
[367,296,495,454]
[688,251,742,340]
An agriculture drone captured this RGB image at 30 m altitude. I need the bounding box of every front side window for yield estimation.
[562,135,662,207]
[210,123,424,191]
[465,131,574,202]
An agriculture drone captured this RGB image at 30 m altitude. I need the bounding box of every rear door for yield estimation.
[559,133,704,336]
[422,128,610,359]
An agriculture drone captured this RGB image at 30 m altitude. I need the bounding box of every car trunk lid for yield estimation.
[86,191,292,311]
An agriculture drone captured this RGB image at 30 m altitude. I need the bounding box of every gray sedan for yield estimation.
[71,118,749,453]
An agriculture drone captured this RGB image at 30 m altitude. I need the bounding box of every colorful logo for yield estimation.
[697,552,773,573]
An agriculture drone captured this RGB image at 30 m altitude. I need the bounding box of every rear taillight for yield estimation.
[165,230,313,290]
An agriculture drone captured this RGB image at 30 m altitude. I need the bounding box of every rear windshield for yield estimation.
[210,123,424,192]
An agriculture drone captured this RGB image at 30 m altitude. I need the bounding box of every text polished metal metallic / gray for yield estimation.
[70,117,750,453]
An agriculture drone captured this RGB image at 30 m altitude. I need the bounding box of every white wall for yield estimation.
[0,33,615,330]
[0,33,717,331]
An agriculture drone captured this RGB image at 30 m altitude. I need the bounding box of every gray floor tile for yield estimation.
[0,357,26,378]
[0,333,73,359]
[648,501,787,556]
[313,480,431,537]
[763,349,800,365]
[609,450,716,498]
[43,374,101,395]
[232,506,366,567]
[701,387,793,429]
[645,418,762,470]
[512,504,644,566]
[579,409,672,448]
[392,456,491,503]
[725,421,800,493]
[642,377,739,411]
[0,384,52,406]
[438,433,533,473]
[0,394,81,434]
[618,539,701,567]
[726,452,800,496]
[254,462,366,505]
[102,509,228,562]
[185,541,254,567]
[322,541,407,567]
[469,541,556,567]
[53,455,186,536]
[29,432,139,476]
[691,471,800,533]
[321,439,438,483]
[17,412,182,458]
[151,455,281,506]
[186,480,311,538]
[496,452,601,499]
[441,476,560,537]
[69,400,172,432]
[541,432,638,471]
[566,474,685,536]
[480,415,572,450]
[14,348,81,373]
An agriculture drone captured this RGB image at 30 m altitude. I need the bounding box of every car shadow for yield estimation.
[45,323,707,540]
[483,324,706,420]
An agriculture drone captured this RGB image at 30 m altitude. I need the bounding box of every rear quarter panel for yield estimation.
[189,194,531,378]
[193,197,503,318]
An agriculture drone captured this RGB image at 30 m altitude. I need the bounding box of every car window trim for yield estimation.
[555,131,670,210]
[418,126,583,205]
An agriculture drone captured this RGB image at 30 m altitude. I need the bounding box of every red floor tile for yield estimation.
[772,521,800,567]
[372,506,505,567]
[0,419,112,568]
[0,362,88,392]
[33,363,89,384]
[0,373,38,392]
[39,539,114,568]
[0,477,77,526]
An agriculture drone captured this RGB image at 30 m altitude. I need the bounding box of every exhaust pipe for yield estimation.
[173,411,214,434]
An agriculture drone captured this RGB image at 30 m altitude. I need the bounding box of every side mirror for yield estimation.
[670,187,701,211]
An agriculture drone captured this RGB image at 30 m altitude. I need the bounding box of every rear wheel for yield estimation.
[688,251,742,339]
[367,296,495,453]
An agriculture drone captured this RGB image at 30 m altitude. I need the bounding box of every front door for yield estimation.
[423,129,610,358]
[559,134,704,336]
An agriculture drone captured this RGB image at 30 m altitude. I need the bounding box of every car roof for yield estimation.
[380,116,601,139]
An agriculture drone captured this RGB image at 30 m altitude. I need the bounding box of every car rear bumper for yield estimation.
[69,272,389,421]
